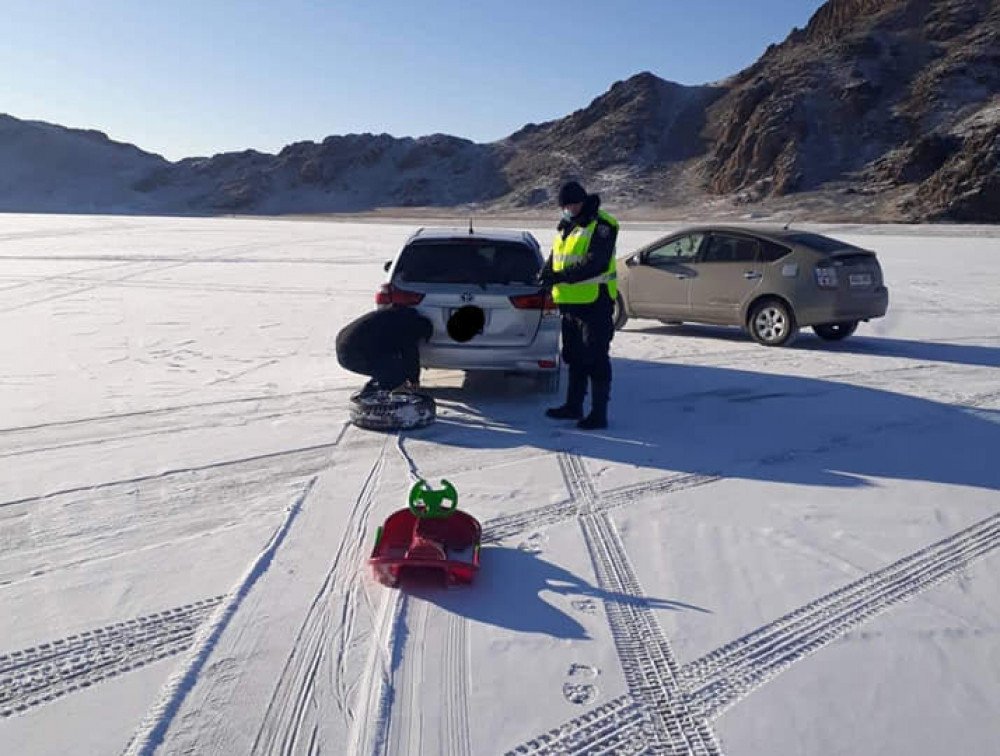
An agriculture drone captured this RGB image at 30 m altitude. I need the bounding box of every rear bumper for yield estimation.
[795,286,889,326]
[421,331,560,372]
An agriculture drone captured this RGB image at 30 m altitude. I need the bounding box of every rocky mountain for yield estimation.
[493,73,724,208]
[0,114,169,213]
[699,0,1000,221]
[134,133,508,213]
[1,0,997,221]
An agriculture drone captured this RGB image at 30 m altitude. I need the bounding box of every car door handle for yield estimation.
[743,271,762,280]
[673,273,690,279]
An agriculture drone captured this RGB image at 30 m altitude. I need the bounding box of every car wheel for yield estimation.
[813,321,858,341]
[613,294,629,330]
[749,299,798,346]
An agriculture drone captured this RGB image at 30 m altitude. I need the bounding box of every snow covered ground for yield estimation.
[0,213,997,756]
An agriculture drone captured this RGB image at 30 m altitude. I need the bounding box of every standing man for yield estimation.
[537,180,618,430]
[335,306,434,394]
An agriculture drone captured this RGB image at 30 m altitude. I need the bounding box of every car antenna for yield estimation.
[783,216,794,231]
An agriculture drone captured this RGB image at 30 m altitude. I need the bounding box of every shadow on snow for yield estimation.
[403,546,710,639]
[416,351,999,492]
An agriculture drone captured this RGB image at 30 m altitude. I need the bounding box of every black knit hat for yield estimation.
[558,181,587,206]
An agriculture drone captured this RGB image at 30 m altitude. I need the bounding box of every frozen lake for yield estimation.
[0,213,997,756]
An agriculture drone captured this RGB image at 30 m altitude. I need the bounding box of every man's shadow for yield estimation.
[404,546,710,640]
[416,354,1000,492]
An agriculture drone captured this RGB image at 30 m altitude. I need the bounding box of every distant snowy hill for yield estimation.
[1,0,998,221]
[0,114,168,213]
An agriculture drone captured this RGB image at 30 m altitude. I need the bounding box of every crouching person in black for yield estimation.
[336,306,434,393]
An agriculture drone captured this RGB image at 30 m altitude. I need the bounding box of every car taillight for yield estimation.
[509,291,556,311]
[814,265,839,289]
[376,284,425,306]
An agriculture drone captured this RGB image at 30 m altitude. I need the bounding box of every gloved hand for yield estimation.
[535,269,561,287]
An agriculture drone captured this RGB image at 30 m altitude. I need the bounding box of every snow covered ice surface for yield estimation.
[0,213,997,756]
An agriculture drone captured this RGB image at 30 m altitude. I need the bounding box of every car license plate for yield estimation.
[849,273,872,287]
[448,307,490,325]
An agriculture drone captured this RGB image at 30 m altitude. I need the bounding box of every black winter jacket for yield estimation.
[335,306,433,360]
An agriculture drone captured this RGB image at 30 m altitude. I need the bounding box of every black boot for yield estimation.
[546,370,586,420]
[577,380,609,430]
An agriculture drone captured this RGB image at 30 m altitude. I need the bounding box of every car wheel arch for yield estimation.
[743,293,795,330]
[745,294,799,347]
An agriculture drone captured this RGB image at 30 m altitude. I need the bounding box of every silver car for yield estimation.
[614,225,889,345]
[379,227,561,388]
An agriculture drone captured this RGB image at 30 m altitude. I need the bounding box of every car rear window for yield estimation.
[785,232,861,253]
[394,241,540,285]
[760,240,792,262]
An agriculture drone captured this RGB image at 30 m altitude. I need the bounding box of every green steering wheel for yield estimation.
[408,479,459,518]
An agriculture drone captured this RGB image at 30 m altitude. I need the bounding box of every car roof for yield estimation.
[671,224,866,249]
[674,224,806,242]
[406,227,538,246]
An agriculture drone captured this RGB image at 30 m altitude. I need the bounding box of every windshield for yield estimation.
[395,241,540,285]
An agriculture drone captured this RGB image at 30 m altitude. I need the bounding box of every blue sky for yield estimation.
[1,1,826,161]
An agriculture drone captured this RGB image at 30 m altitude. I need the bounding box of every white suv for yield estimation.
[378,227,561,389]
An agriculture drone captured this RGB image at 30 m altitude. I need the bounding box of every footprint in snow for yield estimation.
[567,663,599,679]
[517,532,547,554]
[571,598,598,614]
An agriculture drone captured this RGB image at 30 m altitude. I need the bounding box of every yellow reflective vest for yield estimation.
[551,210,619,305]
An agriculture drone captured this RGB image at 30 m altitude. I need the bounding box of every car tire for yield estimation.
[613,294,629,330]
[748,298,798,347]
[813,321,858,341]
[350,390,436,431]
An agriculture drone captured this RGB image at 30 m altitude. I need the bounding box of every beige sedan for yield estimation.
[614,225,889,346]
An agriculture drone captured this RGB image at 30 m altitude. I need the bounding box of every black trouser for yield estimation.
[336,344,415,390]
[560,291,614,407]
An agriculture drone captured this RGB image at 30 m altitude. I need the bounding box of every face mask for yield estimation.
[561,208,574,222]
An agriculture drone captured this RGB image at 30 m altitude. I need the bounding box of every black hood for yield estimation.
[558,193,601,232]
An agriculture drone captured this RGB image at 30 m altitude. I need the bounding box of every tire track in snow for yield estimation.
[511,512,1000,751]
[250,435,388,756]
[0,440,342,586]
[440,611,473,756]
[0,438,345,510]
[559,452,597,506]
[0,598,224,718]
[557,452,721,756]
[356,435,474,756]
[385,597,428,755]
[378,599,474,756]
[0,256,209,314]
[124,476,316,756]
[679,512,1000,720]
[506,694,649,755]
[347,589,403,756]
[481,472,720,546]
[0,388,351,439]
[579,511,720,756]
[600,473,722,509]
[0,241,272,314]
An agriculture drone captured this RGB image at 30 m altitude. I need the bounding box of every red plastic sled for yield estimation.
[368,508,482,587]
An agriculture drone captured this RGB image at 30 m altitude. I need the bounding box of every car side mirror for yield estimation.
[383,260,392,273]
[625,255,639,267]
